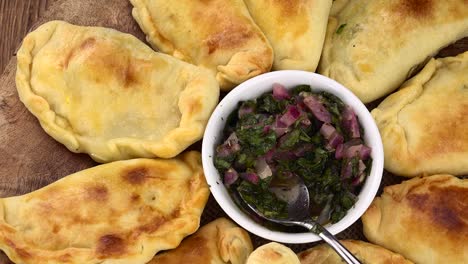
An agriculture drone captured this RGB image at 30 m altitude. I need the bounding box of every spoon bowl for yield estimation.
[237,174,362,264]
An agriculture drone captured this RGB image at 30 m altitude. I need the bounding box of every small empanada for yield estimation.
[148,218,253,264]
[319,0,468,103]
[362,175,468,264]
[246,242,300,264]
[298,240,413,264]
[130,0,273,90]
[371,52,468,177]
[0,151,209,264]
[243,0,332,71]
[16,21,219,162]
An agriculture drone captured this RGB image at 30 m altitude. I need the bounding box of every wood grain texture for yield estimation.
[0,0,467,263]
[0,0,59,74]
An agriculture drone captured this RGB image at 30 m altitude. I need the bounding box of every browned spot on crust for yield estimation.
[263,249,283,260]
[58,253,72,262]
[274,0,304,15]
[297,249,311,260]
[5,239,32,259]
[123,167,149,185]
[131,193,141,202]
[138,208,181,234]
[396,0,433,18]
[407,185,467,232]
[86,184,108,202]
[187,100,202,116]
[63,37,96,68]
[96,234,126,258]
[52,224,61,234]
[205,22,253,54]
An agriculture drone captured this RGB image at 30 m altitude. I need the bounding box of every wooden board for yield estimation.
[0,0,467,263]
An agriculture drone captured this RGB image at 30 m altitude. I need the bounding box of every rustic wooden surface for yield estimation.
[0,0,467,263]
[0,0,57,74]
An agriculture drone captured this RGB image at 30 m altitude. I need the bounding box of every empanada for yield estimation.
[371,52,468,177]
[130,0,273,91]
[0,151,209,264]
[243,0,332,71]
[16,21,219,163]
[298,240,413,264]
[362,175,468,264]
[246,242,300,264]
[319,0,468,103]
[148,218,253,264]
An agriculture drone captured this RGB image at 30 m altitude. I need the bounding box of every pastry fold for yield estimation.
[130,0,273,91]
[16,21,219,162]
[371,52,468,177]
[362,175,468,264]
[298,240,413,264]
[243,0,332,71]
[148,218,253,264]
[246,242,300,264]
[319,0,468,103]
[0,151,209,264]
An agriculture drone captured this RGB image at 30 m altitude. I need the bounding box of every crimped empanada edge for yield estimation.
[16,21,81,152]
[371,52,468,177]
[0,152,210,264]
[16,21,219,163]
[370,58,438,177]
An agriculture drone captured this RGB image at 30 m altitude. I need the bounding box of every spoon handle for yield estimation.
[318,228,362,264]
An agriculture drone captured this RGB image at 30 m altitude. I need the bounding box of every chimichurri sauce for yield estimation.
[214,84,372,228]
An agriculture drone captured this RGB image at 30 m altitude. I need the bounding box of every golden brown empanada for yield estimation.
[371,52,468,177]
[246,242,300,264]
[130,0,273,91]
[298,240,413,264]
[362,175,468,264]
[148,218,252,264]
[319,0,468,103]
[0,151,209,264]
[16,21,219,163]
[243,0,332,71]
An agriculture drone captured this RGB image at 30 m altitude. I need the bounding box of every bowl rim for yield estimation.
[202,70,384,244]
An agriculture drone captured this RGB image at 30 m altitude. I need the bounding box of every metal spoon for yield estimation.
[238,174,362,264]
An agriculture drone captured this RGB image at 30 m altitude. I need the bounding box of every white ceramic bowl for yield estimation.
[202,70,384,244]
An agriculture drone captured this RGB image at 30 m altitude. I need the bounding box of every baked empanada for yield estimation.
[319,0,468,103]
[298,240,413,264]
[148,218,252,264]
[362,175,468,264]
[0,151,209,264]
[371,52,468,177]
[243,0,332,71]
[16,21,219,163]
[246,242,300,264]
[130,0,273,91]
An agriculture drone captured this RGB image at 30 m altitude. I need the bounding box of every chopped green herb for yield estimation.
[336,23,347,34]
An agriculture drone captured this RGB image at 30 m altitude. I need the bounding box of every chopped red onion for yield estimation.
[255,157,272,179]
[272,83,290,100]
[224,168,239,187]
[279,105,301,127]
[303,95,332,123]
[342,106,360,138]
[216,132,241,157]
[273,116,289,136]
[345,144,371,160]
[238,104,254,118]
[240,172,260,185]
[320,123,335,138]
[320,124,344,149]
